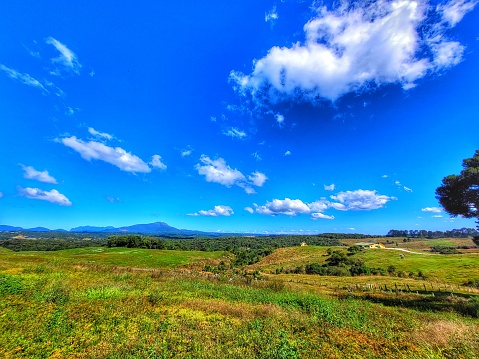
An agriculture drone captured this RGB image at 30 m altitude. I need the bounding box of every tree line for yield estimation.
[386,228,478,239]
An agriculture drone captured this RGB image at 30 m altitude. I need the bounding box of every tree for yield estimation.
[436,150,479,245]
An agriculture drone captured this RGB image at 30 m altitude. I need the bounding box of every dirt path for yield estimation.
[383,247,437,255]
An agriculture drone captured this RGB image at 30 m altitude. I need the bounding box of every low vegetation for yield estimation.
[1,235,478,358]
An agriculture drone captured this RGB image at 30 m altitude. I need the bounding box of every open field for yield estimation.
[1,245,478,358]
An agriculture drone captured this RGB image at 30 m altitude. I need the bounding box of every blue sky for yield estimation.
[1,0,478,234]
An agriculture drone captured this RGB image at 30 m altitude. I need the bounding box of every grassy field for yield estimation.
[1,244,478,358]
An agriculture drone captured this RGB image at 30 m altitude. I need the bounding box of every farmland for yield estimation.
[1,238,478,358]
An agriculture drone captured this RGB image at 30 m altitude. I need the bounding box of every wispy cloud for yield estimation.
[244,207,254,214]
[275,113,285,127]
[223,127,247,139]
[88,127,113,141]
[324,183,335,191]
[0,64,47,92]
[422,207,442,213]
[284,150,292,156]
[61,136,152,173]
[18,187,72,206]
[265,5,279,25]
[188,205,234,217]
[252,152,262,161]
[20,165,57,184]
[181,146,193,157]
[195,155,267,194]
[437,0,478,26]
[231,0,476,103]
[46,37,82,75]
[106,196,121,203]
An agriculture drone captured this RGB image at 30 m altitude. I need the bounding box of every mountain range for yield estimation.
[0,222,214,236]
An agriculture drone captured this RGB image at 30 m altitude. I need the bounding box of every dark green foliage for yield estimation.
[436,150,479,243]
[387,228,478,239]
[0,238,105,252]
[430,246,461,254]
[305,263,324,275]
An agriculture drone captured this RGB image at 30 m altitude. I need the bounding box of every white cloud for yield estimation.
[252,152,262,161]
[195,156,245,187]
[88,127,113,141]
[188,205,234,217]
[231,0,476,103]
[404,186,413,192]
[249,171,268,187]
[309,199,330,212]
[61,136,152,173]
[265,6,279,24]
[324,183,335,191]
[150,155,167,170]
[244,207,254,214]
[18,187,72,206]
[106,196,121,203]
[0,65,47,92]
[330,190,396,210]
[382,174,388,178]
[311,212,335,220]
[254,198,311,216]
[223,127,247,139]
[181,147,193,157]
[275,113,285,127]
[422,207,442,213]
[432,215,444,218]
[284,150,292,156]
[195,155,266,193]
[46,37,82,74]
[21,165,57,184]
[437,0,477,26]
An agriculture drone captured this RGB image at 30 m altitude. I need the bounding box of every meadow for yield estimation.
[0,239,478,358]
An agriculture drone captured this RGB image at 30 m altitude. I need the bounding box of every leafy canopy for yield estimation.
[436,150,479,243]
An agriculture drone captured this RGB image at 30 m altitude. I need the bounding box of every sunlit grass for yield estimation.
[1,247,478,358]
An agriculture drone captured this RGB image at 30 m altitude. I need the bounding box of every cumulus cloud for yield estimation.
[18,187,72,206]
[284,150,292,156]
[188,205,234,217]
[46,37,82,74]
[254,198,311,216]
[88,127,113,141]
[61,136,152,173]
[21,165,57,184]
[150,155,167,170]
[230,0,476,103]
[330,190,396,210]
[0,65,47,92]
[324,183,335,191]
[422,207,442,213]
[223,127,247,139]
[195,155,267,193]
[249,171,268,187]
